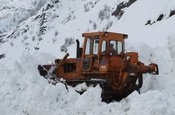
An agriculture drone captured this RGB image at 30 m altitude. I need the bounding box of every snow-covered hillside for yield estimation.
[0,0,46,33]
[0,0,175,114]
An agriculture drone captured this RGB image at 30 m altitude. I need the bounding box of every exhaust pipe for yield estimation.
[76,39,80,58]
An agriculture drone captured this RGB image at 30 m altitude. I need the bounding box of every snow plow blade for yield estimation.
[38,64,56,78]
[38,53,69,78]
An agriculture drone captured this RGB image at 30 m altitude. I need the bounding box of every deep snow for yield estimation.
[0,0,175,115]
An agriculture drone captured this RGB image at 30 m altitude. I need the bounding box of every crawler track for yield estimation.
[46,76,113,103]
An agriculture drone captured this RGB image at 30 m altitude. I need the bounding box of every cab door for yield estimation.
[81,37,99,72]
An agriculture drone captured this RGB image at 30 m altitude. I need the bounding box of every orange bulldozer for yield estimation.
[38,32,159,103]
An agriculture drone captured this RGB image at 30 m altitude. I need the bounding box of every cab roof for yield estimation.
[82,31,128,39]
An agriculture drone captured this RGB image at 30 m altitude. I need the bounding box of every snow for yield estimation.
[110,0,175,48]
[0,0,175,114]
[0,0,46,33]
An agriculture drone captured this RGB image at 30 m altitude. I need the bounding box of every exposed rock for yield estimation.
[157,14,164,21]
[169,10,175,17]
[60,38,75,52]
[128,0,137,6]
[145,20,151,25]
[112,2,127,18]
[0,54,5,59]
[51,0,59,4]
[146,14,165,25]
[146,10,175,26]
[112,0,137,19]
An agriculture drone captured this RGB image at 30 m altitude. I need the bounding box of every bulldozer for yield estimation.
[38,31,159,103]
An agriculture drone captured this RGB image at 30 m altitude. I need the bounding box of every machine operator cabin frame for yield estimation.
[81,32,128,73]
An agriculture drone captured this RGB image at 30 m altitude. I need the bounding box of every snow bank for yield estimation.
[0,53,103,115]
[123,90,175,115]
[1,42,175,115]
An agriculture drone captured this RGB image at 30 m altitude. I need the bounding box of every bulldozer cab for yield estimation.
[81,32,128,73]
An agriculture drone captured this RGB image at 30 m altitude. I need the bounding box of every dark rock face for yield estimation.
[169,10,175,17]
[0,54,5,59]
[157,14,164,21]
[112,0,137,19]
[146,9,175,26]
[112,2,127,18]
[128,0,137,6]
[60,38,75,52]
[145,14,165,25]
[145,20,152,25]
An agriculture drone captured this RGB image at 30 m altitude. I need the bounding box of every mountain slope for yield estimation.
[0,0,46,33]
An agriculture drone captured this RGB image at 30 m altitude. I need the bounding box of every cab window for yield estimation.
[85,38,92,55]
[93,37,99,55]
[109,40,123,55]
[101,40,107,54]
[109,40,117,54]
[117,41,123,55]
